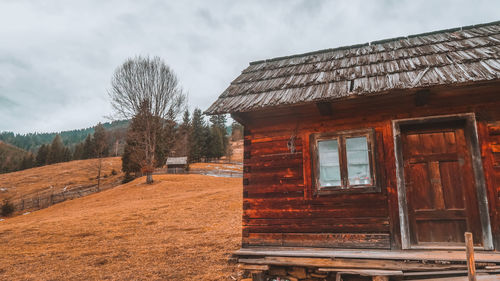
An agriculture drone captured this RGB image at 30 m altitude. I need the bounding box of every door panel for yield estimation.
[401,122,483,247]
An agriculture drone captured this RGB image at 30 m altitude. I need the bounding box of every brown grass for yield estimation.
[0,174,242,280]
[0,157,123,202]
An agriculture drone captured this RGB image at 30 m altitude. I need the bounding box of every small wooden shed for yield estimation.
[207,21,500,280]
[165,156,188,174]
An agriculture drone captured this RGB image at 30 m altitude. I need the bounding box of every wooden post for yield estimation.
[465,232,477,281]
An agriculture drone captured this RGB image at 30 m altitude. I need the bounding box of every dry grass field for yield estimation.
[0,174,242,280]
[0,157,124,203]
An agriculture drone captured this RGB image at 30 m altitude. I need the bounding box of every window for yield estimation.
[311,129,377,194]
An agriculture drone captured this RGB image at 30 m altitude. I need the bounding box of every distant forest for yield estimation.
[0,120,129,153]
[0,113,242,175]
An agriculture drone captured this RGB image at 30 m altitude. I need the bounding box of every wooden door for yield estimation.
[401,121,483,247]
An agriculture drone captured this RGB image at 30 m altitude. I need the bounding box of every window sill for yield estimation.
[315,186,379,196]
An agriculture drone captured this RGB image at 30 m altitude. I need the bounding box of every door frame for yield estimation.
[393,113,494,250]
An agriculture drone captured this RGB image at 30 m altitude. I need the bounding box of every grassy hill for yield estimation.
[0,157,123,206]
[0,141,30,174]
[0,174,242,280]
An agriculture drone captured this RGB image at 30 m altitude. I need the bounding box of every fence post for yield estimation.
[465,232,476,281]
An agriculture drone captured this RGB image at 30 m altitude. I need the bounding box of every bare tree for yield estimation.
[109,56,186,184]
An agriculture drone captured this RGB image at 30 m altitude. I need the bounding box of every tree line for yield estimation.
[121,106,240,181]
[0,113,241,176]
[0,120,128,153]
[0,123,112,173]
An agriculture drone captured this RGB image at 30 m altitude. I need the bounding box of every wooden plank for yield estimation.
[488,124,500,135]
[246,157,303,171]
[243,217,389,226]
[301,131,312,200]
[404,268,500,276]
[281,233,390,249]
[243,217,390,233]
[244,166,303,180]
[477,120,500,250]
[383,121,401,250]
[243,207,389,219]
[238,256,468,271]
[409,274,500,281]
[234,247,500,263]
[320,268,402,276]
[428,161,446,210]
[243,190,304,199]
[467,118,495,250]
[243,183,305,194]
[243,222,389,233]
[491,144,500,153]
[238,264,269,271]
[243,233,390,249]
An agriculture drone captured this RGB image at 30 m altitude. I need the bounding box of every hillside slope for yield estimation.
[0,157,123,205]
[0,174,242,280]
[0,141,29,173]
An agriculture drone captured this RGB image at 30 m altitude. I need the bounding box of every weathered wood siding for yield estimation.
[239,83,500,250]
[486,122,500,249]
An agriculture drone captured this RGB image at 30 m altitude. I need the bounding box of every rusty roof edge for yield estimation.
[249,20,500,66]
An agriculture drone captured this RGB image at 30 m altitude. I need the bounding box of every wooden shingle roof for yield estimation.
[206,21,500,114]
[166,157,187,165]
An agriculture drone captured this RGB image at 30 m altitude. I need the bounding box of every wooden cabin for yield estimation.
[165,156,188,173]
[207,21,500,280]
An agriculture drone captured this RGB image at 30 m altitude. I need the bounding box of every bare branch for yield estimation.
[108,56,187,184]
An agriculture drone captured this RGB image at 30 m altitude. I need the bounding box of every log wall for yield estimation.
[238,82,500,250]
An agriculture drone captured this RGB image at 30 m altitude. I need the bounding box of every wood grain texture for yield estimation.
[239,85,500,250]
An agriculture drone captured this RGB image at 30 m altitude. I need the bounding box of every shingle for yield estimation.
[206,21,500,114]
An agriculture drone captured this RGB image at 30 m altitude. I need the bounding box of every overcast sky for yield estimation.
[1,0,499,134]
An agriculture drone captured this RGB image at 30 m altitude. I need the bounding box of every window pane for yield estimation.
[346,137,371,185]
[318,140,341,187]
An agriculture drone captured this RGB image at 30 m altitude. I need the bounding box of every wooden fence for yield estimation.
[10,183,116,213]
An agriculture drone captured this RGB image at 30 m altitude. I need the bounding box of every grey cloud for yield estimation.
[0,0,499,133]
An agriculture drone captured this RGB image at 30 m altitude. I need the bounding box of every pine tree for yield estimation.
[82,134,94,159]
[20,153,35,170]
[47,134,64,164]
[208,114,228,160]
[73,142,84,160]
[156,119,176,166]
[175,109,191,158]
[122,110,146,177]
[189,108,206,162]
[63,147,72,162]
[202,123,212,161]
[93,123,108,158]
[36,144,49,166]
